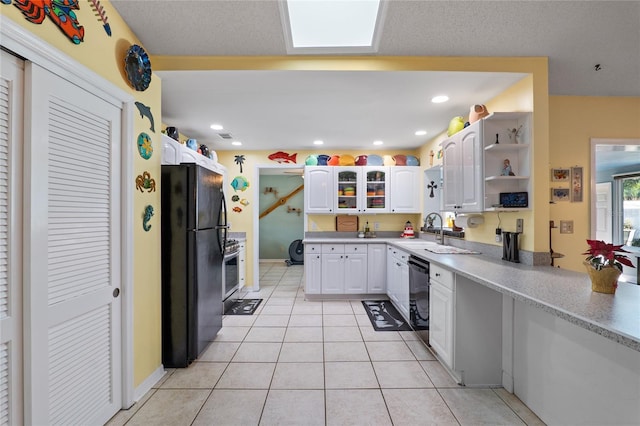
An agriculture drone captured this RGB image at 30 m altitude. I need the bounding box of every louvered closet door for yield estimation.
[0,51,24,426]
[25,63,122,425]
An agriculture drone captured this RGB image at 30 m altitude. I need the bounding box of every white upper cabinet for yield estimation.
[442,120,484,213]
[304,166,334,213]
[389,166,421,213]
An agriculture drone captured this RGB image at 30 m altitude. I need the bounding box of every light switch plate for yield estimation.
[560,220,574,234]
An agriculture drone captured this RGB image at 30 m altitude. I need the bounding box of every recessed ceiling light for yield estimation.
[313,140,324,145]
[210,124,223,130]
[431,95,449,104]
[231,141,242,146]
[415,130,427,136]
[373,140,384,146]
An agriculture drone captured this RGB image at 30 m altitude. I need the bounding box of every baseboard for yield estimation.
[133,365,166,402]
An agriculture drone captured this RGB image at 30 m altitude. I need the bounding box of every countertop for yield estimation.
[303,236,640,352]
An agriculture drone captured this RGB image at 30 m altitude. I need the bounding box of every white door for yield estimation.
[24,63,122,425]
[0,50,24,426]
[595,182,612,242]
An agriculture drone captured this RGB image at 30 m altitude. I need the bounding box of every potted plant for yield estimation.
[583,239,635,294]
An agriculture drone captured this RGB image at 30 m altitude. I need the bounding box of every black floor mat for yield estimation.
[361,300,412,331]
[226,299,262,315]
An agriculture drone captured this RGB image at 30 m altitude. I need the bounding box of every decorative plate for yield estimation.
[305,155,318,166]
[367,154,383,166]
[124,44,152,91]
[137,132,153,159]
[383,155,396,166]
[406,155,420,166]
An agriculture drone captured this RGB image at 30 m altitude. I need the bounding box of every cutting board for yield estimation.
[336,215,359,232]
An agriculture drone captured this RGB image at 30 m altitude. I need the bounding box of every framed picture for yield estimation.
[551,168,570,182]
[571,166,583,202]
[551,188,570,202]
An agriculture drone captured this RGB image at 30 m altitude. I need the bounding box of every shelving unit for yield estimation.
[481,112,532,211]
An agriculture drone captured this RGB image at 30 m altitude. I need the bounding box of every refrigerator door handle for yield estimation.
[216,192,229,255]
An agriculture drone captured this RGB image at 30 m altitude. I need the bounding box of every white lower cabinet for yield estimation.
[321,253,345,293]
[429,279,454,368]
[386,246,410,322]
[304,245,322,294]
[367,244,387,293]
[312,244,369,294]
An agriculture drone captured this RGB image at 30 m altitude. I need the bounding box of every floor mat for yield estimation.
[226,299,262,315]
[361,300,412,331]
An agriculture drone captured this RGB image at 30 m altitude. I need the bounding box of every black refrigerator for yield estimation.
[161,164,228,367]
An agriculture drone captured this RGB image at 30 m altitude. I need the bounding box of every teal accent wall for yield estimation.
[259,175,304,259]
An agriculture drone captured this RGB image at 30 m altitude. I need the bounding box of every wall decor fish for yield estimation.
[268,151,297,164]
[230,176,249,192]
[142,205,154,231]
[135,101,155,132]
[10,0,85,44]
[232,206,243,213]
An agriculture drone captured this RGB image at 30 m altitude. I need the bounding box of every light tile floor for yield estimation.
[107,262,545,426]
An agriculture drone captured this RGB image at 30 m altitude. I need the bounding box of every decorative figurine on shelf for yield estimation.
[501,159,515,176]
[507,125,524,144]
[495,133,500,144]
[429,150,434,166]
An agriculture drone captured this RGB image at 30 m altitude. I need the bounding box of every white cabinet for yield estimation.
[319,244,368,294]
[238,240,246,289]
[304,244,322,294]
[304,166,334,213]
[386,246,410,322]
[367,244,387,293]
[389,167,421,213]
[429,263,455,368]
[441,120,484,213]
[481,112,532,211]
[335,167,389,213]
[304,165,419,214]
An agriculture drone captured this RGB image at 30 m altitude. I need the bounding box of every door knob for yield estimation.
[113,288,120,298]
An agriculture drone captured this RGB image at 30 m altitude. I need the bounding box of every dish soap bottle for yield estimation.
[364,221,370,237]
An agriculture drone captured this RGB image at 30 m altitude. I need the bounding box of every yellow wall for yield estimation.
[549,96,640,271]
[3,3,163,387]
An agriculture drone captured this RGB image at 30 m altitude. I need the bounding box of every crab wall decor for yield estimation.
[135,171,156,193]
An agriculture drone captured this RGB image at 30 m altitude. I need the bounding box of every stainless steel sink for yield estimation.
[396,241,479,254]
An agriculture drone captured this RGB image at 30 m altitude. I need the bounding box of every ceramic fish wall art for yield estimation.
[135,101,155,132]
[268,151,297,164]
[231,176,249,192]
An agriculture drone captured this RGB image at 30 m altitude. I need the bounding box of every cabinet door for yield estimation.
[389,167,420,213]
[459,127,483,212]
[335,167,361,213]
[367,245,387,293]
[397,261,410,322]
[321,253,344,293]
[304,254,322,294]
[362,167,389,213]
[442,138,460,211]
[429,281,454,368]
[304,167,333,213]
[344,253,368,293]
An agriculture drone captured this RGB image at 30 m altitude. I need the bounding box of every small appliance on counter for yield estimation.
[401,221,415,238]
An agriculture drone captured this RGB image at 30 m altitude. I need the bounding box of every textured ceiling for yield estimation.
[111,0,640,157]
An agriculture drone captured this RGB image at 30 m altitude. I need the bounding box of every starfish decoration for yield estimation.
[427,181,437,198]
[234,154,245,173]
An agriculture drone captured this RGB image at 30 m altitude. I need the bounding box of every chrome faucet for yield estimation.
[425,212,445,245]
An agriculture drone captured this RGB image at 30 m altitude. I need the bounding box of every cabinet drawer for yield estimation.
[305,244,322,254]
[322,244,345,254]
[430,264,454,289]
[345,244,367,254]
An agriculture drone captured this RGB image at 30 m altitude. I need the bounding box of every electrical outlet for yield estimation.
[560,220,574,234]
[516,218,524,233]
[311,221,318,231]
[495,227,502,242]
[374,222,380,230]
[228,222,232,230]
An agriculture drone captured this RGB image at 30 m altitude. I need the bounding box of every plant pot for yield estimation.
[584,262,621,294]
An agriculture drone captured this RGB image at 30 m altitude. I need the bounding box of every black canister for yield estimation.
[502,232,520,263]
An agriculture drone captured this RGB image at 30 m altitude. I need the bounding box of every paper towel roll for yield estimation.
[455,214,484,228]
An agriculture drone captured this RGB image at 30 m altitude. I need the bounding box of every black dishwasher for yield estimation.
[408,256,430,344]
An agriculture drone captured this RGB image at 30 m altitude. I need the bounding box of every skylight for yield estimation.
[282,0,385,54]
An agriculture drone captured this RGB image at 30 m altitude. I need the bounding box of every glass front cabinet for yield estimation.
[335,167,390,213]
